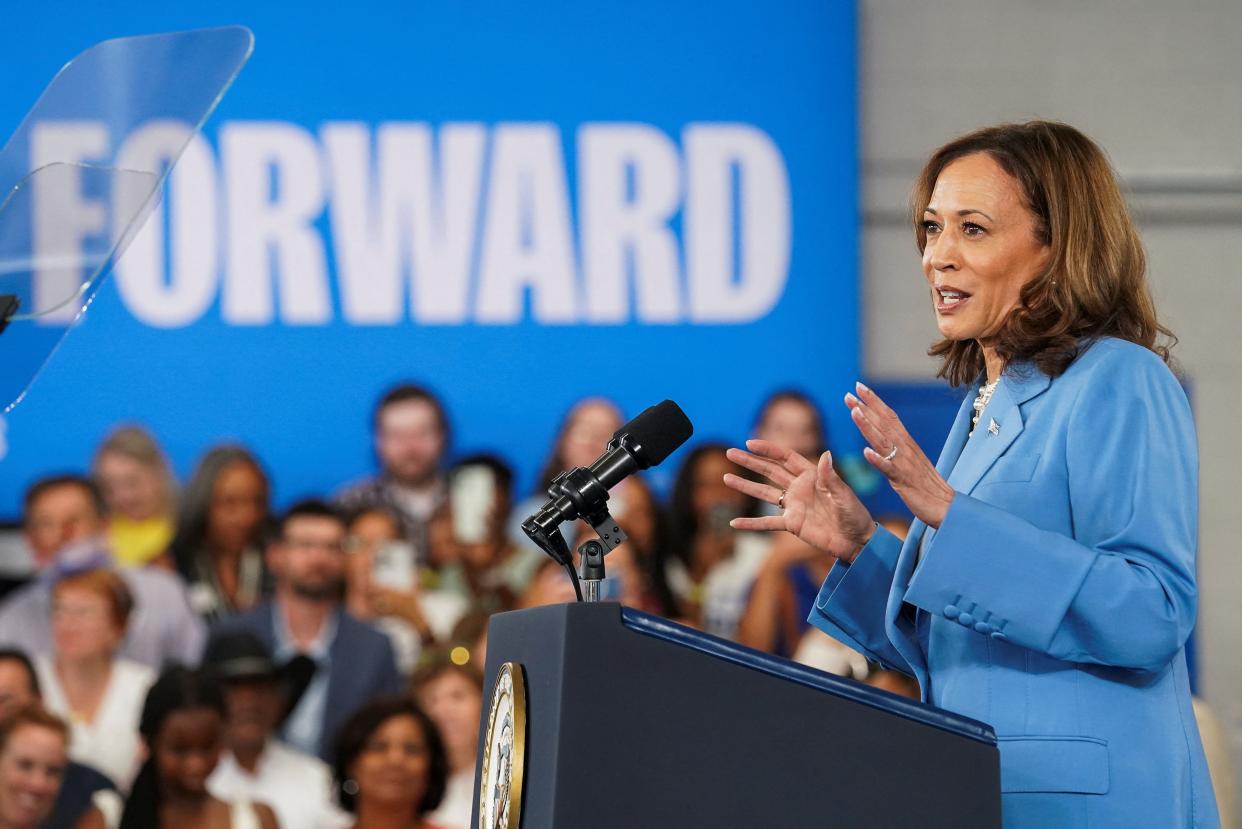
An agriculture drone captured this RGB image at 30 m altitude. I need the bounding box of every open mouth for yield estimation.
[936,286,972,310]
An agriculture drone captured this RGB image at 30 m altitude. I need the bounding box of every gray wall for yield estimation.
[859,0,1242,815]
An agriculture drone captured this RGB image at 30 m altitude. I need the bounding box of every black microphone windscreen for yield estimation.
[616,400,693,467]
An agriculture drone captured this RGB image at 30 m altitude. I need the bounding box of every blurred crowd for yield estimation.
[0,383,916,829]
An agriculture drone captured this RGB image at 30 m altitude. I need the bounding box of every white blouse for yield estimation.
[36,656,155,791]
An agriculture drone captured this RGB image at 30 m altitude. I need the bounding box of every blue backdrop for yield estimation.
[0,0,858,517]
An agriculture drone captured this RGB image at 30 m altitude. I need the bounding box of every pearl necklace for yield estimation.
[971,379,1000,431]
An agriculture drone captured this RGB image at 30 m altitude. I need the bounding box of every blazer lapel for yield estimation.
[947,364,1052,495]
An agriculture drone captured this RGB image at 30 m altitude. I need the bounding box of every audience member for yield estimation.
[331,696,449,829]
[343,507,465,677]
[76,667,278,829]
[35,569,153,790]
[863,667,921,700]
[337,384,451,565]
[432,455,536,614]
[655,444,768,638]
[0,476,204,670]
[412,661,484,829]
[736,534,830,656]
[201,630,349,829]
[169,447,273,622]
[790,631,870,680]
[752,390,827,461]
[221,500,402,761]
[0,650,113,829]
[91,426,177,569]
[0,704,69,829]
[737,393,842,656]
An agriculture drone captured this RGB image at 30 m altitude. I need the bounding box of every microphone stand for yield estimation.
[576,508,627,603]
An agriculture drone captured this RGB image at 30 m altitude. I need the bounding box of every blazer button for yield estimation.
[974,621,993,634]
[959,612,976,626]
[943,605,961,620]
[990,631,1008,641]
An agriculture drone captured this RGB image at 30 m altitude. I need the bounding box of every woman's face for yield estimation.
[207,461,267,555]
[346,510,402,587]
[417,672,482,764]
[96,452,167,522]
[559,401,622,471]
[350,714,431,814]
[51,586,123,662]
[756,399,821,459]
[691,451,746,524]
[153,707,224,798]
[0,724,65,829]
[921,152,1052,343]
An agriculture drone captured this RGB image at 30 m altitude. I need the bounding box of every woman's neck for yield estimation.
[982,344,1005,385]
[447,741,476,775]
[351,801,422,829]
[55,654,113,721]
[159,791,216,826]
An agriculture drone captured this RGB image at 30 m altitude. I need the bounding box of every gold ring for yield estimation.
[778,490,787,509]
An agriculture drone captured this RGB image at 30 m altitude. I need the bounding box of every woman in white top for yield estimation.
[35,568,154,790]
[75,667,276,829]
[412,662,485,829]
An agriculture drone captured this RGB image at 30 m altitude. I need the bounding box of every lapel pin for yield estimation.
[988,418,1000,436]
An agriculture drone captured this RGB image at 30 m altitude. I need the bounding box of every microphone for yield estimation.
[522,399,693,563]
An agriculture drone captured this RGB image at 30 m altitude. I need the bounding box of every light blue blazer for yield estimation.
[809,338,1219,828]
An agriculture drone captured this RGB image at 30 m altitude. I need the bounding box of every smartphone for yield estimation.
[452,464,496,545]
[372,541,417,591]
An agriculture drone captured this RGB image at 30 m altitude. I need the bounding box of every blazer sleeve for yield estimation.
[807,525,914,674]
[904,351,1198,673]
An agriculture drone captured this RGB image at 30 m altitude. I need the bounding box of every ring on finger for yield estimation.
[882,444,899,462]
[778,490,787,510]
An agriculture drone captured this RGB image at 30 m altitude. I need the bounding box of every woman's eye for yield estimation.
[921,220,941,234]
[963,222,986,236]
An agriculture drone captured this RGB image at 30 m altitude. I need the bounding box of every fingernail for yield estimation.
[856,381,871,394]
[845,392,859,404]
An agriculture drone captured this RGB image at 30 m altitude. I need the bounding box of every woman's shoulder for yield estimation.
[112,657,157,686]
[1054,337,1183,401]
[1068,336,1174,379]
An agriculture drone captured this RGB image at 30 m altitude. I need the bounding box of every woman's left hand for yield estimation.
[847,382,956,528]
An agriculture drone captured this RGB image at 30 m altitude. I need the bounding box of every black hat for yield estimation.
[201,629,277,682]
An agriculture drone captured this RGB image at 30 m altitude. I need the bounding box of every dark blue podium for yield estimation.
[474,602,1000,828]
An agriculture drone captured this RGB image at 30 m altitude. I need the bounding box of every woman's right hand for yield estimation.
[723,439,875,563]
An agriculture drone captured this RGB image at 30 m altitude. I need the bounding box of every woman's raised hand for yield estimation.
[846,382,955,528]
[723,440,875,563]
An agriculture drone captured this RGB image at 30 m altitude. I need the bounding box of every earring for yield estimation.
[343,779,359,795]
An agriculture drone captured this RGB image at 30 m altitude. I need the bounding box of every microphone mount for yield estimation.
[525,469,628,603]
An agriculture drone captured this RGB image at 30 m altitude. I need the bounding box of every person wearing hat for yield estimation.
[202,630,349,829]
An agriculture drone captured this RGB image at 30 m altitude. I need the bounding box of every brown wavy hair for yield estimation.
[912,121,1175,386]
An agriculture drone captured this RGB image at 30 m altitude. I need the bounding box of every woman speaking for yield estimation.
[724,122,1218,828]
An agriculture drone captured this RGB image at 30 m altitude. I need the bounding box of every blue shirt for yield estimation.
[271,602,340,757]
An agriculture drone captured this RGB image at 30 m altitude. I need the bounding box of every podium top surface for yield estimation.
[621,606,996,745]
